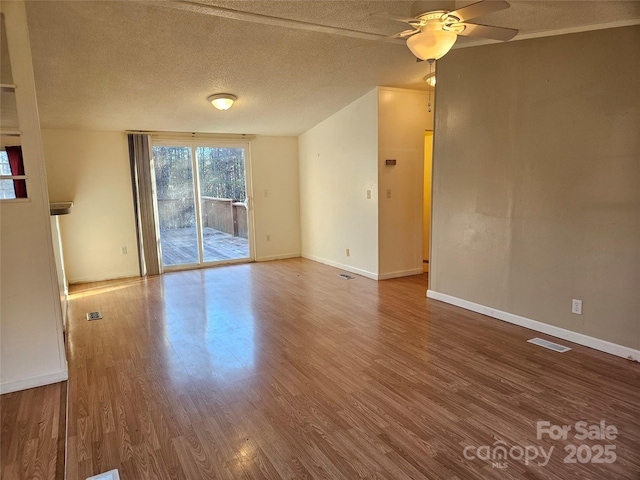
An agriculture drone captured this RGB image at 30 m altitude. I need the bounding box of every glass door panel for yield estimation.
[153,146,199,267]
[196,146,250,263]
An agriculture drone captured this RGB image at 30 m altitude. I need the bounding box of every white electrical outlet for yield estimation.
[346,248,350,257]
[366,190,371,199]
[572,299,582,315]
[386,189,391,198]
[121,246,127,255]
[266,234,271,241]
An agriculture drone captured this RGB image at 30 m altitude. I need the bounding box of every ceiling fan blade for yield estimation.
[446,0,510,22]
[392,28,420,39]
[365,30,415,46]
[455,22,518,41]
[370,12,422,25]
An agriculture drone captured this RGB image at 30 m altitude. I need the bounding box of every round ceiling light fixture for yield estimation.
[208,93,237,111]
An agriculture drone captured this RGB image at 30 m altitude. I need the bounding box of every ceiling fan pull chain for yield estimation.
[427,59,434,112]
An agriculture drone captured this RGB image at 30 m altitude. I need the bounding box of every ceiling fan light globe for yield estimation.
[406,29,457,61]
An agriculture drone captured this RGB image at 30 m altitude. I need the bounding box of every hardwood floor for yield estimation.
[0,382,66,480]
[61,259,639,479]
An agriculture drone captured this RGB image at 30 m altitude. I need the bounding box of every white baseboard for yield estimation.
[255,252,301,262]
[0,368,68,394]
[302,253,378,280]
[426,290,640,362]
[378,268,424,280]
[69,271,139,285]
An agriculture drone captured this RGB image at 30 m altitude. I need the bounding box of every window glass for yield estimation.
[0,151,12,174]
[0,151,16,199]
[0,149,27,199]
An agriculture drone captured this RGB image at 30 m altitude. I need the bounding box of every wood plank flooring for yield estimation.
[1,382,66,480]
[61,259,640,479]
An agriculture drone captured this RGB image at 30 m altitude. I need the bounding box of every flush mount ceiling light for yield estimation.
[424,72,436,88]
[208,93,237,111]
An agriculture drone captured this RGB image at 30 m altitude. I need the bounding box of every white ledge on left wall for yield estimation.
[0,368,68,395]
[426,289,640,363]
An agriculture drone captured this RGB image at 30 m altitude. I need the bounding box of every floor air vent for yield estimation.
[86,311,103,321]
[528,337,571,353]
[338,274,355,280]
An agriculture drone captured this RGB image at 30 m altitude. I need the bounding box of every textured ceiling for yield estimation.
[12,1,640,136]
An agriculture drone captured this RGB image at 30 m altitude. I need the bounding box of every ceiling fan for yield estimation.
[157,0,517,63]
[390,0,518,61]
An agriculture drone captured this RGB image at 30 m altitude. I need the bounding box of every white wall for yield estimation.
[378,87,432,279]
[299,89,379,278]
[43,130,140,283]
[42,131,301,283]
[430,26,640,354]
[250,136,301,261]
[0,1,67,394]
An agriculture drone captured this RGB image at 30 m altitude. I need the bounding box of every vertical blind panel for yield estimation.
[128,134,161,276]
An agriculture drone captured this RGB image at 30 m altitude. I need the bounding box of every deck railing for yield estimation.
[157,197,247,238]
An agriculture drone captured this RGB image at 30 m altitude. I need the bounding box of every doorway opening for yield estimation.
[152,141,253,270]
[423,130,434,273]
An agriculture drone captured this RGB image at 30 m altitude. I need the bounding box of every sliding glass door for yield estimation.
[153,146,199,266]
[152,141,252,269]
[196,146,250,263]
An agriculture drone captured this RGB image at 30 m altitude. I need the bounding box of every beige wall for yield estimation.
[378,87,433,278]
[1,1,67,393]
[430,26,640,350]
[43,130,301,283]
[299,88,379,278]
[250,136,301,261]
[43,130,140,283]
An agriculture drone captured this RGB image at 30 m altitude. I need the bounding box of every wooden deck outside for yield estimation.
[160,226,249,266]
